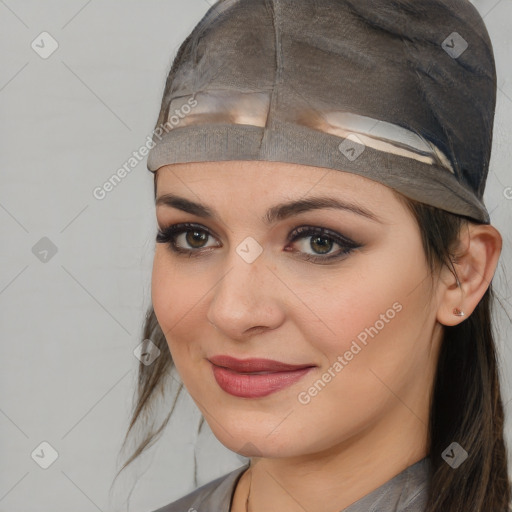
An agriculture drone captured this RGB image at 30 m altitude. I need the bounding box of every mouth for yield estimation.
[208,355,316,398]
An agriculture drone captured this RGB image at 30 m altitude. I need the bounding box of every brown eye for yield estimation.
[156,223,220,256]
[185,229,209,248]
[287,225,362,263]
[309,235,334,254]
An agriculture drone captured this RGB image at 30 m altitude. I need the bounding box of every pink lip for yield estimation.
[208,355,316,398]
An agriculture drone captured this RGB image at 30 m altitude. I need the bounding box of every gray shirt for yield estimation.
[150,456,431,512]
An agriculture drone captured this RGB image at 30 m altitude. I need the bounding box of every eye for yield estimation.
[155,222,362,263]
[156,222,220,257]
[286,225,361,263]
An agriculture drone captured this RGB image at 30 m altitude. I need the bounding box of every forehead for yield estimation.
[154,160,404,222]
[156,160,389,194]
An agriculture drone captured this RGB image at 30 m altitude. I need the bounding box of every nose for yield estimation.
[206,247,285,340]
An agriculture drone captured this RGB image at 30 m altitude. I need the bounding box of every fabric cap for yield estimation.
[147,0,497,224]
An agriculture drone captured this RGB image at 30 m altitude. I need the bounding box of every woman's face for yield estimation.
[152,160,444,460]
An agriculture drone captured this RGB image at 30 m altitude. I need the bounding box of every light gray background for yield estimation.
[1,1,511,511]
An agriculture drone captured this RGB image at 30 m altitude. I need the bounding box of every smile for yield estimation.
[208,355,316,398]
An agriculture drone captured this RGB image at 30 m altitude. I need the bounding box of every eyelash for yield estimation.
[155,222,362,264]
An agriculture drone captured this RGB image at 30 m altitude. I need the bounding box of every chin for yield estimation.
[200,415,285,456]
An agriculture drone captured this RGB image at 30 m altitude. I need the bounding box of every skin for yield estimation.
[151,160,502,512]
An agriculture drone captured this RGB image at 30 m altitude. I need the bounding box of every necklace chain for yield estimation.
[244,467,252,512]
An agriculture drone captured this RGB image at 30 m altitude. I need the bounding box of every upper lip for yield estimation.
[208,355,315,373]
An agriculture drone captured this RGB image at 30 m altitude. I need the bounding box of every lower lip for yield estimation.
[210,363,315,398]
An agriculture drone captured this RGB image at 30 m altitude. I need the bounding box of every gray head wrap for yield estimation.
[147,0,497,223]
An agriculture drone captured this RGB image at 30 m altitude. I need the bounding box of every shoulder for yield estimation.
[341,456,431,512]
[148,463,250,512]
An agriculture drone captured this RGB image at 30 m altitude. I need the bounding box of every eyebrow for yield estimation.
[155,193,382,224]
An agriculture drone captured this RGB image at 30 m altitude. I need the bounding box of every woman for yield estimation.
[115,0,511,511]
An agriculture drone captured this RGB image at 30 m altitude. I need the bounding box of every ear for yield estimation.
[436,223,502,326]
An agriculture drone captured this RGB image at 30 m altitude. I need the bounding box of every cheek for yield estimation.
[151,250,208,362]
[151,251,191,346]
[291,268,428,442]
[151,250,175,324]
[294,239,427,368]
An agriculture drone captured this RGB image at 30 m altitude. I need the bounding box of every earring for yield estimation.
[453,307,465,317]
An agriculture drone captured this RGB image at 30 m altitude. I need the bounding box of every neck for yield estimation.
[233,414,427,512]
